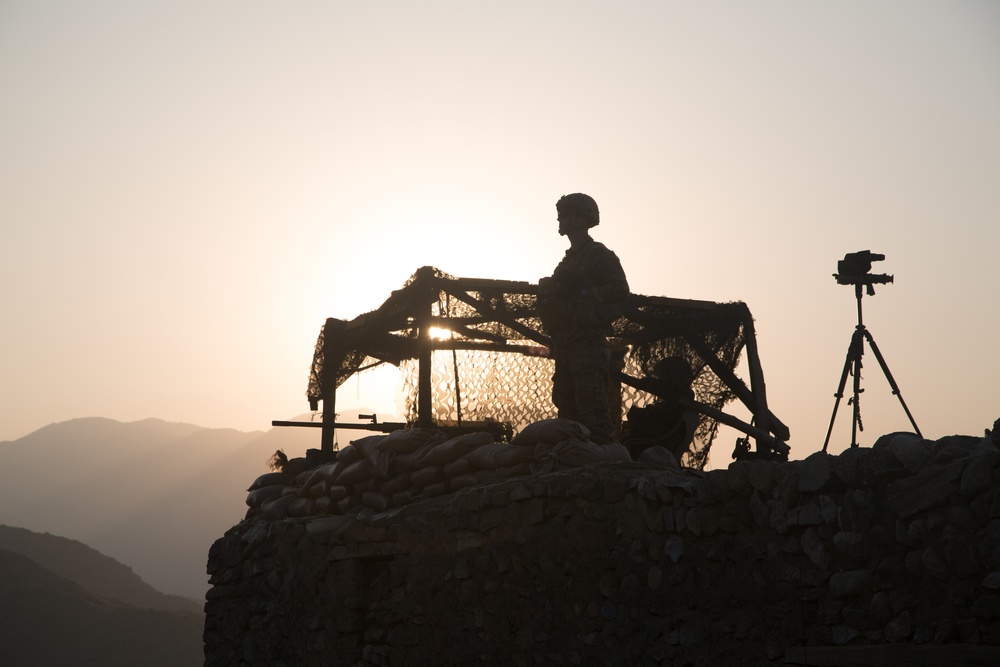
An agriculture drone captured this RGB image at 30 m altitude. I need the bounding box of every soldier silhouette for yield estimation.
[538,193,629,444]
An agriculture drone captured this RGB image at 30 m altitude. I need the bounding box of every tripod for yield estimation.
[822,283,921,451]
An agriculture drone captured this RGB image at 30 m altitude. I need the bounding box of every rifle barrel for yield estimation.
[271,420,406,432]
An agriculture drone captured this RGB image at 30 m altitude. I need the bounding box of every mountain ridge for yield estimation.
[0,415,348,597]
[0,524,201,613]
[0,547,203,667]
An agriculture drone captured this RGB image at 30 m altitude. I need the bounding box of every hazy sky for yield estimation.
[2,1,997,465]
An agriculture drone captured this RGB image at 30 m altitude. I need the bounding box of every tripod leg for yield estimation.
[851,347,863,447]
[850,329,867,447]
[823,330,863,452]
[861,330,923,437]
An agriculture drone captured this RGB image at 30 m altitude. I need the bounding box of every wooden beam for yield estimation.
[740,311,775,452]
[428,274,538,295]
[441,285,551,347]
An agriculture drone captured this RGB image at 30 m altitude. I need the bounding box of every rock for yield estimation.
[775,465,801,506]
[747,461,777,495]
[884,611,913,643]
[979,520,1000,570]
[831,446,868,487]
[799,452,832,492]
[921,546,950,579]
[972,594,1000,619]
[833,531,864,568]
[685,505,718,537]
[905,550,923,577]
[932,434,982,462]
[887,458,966,518]
[874,556,905,591]
[961,456,997,498]
[637,446,680,469]
[663,536,685,563]
[647,566,663,591]
[792,503,824,527]
[819,495,840,524]
[831,624,861,646]
[869,591,893,626]
[696,470,730,505]
[829,570,872,598]
[801,528,831,570]
[878,432,930,472]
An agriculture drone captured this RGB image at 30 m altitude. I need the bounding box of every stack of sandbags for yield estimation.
[247,420,632,520]
[244,471,296,509]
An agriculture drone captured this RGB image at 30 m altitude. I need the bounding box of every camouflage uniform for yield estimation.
[539,237,629,443]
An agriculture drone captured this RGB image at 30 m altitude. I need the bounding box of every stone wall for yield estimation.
[205,433,1000,666]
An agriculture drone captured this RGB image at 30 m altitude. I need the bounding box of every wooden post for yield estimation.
[416,270,434,428]
[321,318,339,452]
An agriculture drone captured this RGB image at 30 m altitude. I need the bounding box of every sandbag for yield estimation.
[328,485,349,502]
[464,443,510,469]
[248,471,293,491]
[392,490,417,507]
[376,427,446,454]
[475,469,500,485]
[443,457,475,478]
[410,465,444,488]
[261,495,293,520]
[306,514,353,534]
[312,495,333,514]
[423,481,448,497]
[336,495,361,514]
[449,473,479,490]
[288,497,312,518]
[420,432,494,466]
[350,434,388,450]
[354,436,393,479]
[334,458,373,487]
[551,439,631,467]
[313,461,345,484]
[394,446,428,471]
[380,472,412,495]
[336,444,363,464]
[293,469,316,486]
[246,485,286,507]
[496,462,532,478]
[499,445,539,467]
[352,477,379,494]
[511,419,591,446]
[361,491,392,512]
[307,479,330,498]
[282,457,308,476]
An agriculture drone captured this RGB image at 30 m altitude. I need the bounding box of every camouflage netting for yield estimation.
[307,267,752,469]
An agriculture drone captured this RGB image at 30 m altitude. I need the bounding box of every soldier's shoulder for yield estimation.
[586,240,623,263]
[585,239,617,255]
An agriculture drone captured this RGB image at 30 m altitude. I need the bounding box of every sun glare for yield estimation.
[428,326,452,340]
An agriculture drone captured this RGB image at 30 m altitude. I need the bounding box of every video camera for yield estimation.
[833,250,893,295]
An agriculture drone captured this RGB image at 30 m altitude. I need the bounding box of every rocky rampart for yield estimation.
[205,432,1000,666]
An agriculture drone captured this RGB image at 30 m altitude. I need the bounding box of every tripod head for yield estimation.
[833,250,893,296]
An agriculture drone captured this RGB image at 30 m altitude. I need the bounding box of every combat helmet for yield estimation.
[556,193,600,229]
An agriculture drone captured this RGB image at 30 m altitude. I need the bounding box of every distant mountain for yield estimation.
[0,548,203,667]
[0,525,200,614]
[0,416,332,598]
